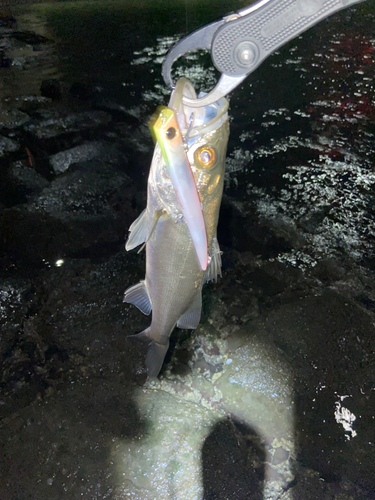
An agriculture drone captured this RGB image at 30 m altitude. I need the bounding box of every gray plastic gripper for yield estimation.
[211,0,364,76]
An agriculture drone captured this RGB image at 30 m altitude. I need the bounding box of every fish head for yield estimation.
[175,80,229,241]
[187,117,229,206]
[150,78,230,246]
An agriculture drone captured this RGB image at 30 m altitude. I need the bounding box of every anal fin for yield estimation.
[177,292,202,329]
[124,280,152,315]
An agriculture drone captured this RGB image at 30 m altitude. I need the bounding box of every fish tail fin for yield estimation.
[128,327,150,342]
[146,341,169,378]
[128,329,169,377]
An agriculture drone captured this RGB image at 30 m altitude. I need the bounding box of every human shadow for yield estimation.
[202,419,265,500]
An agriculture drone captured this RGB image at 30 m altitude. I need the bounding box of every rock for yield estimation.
[49,141,121,175]
[0,279,32,337]
[298,207,331,234]
[312,257,346,282]
[29,160,130,222]
[8,161,49,197]
[94,98,143,123]
[249,289,375,487]
[40,79,62,100]
[0,208,70,269]
[69,82,93,101]
[24,110,112,140]
[0,108,30,129]
[16,95,52,112]
[0,134,19,156]
[0,160,136,267]
[0,287,72,414]
[0,51,11,68]
[0,17,17,29]
[10,31,49,45]
[0,278,34,378]
[114,122,153,154]
[10,55,26,67]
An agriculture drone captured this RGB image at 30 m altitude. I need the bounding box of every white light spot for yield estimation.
[334,400,357,440]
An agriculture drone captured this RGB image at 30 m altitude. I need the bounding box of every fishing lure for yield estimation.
[149,106,208,271]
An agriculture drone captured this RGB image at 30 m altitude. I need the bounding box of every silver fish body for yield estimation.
[125,78,229,377]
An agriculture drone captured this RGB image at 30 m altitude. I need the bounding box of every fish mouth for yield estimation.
[168,77,229,140]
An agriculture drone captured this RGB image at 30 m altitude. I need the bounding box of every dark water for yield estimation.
[1,1,375,498]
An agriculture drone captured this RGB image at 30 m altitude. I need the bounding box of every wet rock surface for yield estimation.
[0,3,374,500]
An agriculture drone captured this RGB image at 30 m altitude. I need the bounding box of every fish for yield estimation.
[124,77,229,377]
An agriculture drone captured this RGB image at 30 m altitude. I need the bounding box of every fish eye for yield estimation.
[166,127,177,140]
[194,146,217,169]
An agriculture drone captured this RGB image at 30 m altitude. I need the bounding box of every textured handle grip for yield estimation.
[211,0,364,76]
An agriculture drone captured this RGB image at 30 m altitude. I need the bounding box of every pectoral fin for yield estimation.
[126,209,164,252]
[124,280,152,315]
[126,209,147,251]
[177,292,202,329]
[204,237,222,283]
[146,341,169,378]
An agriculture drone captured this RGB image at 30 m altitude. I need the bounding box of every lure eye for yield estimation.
[194,146,217,169]
[166,127,177,140]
